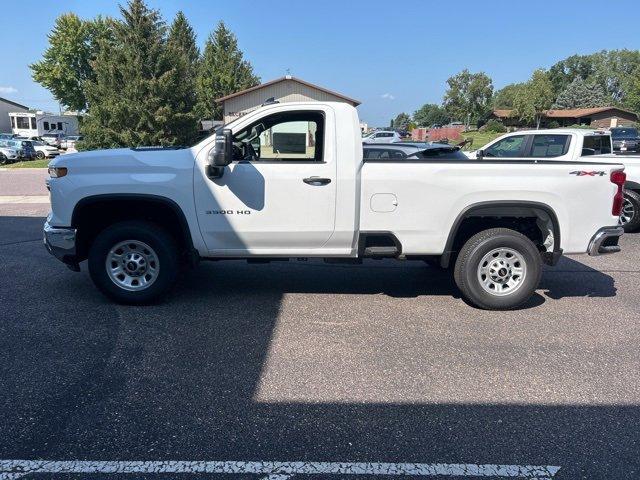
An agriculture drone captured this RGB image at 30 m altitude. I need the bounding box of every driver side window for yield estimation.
[233,111,324,162]
[484,135,525,157]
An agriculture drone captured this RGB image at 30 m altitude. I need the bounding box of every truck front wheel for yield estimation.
[454,228,542,310]
[88,221,179,305]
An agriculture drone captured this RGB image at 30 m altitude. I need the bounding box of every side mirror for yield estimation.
[476,149,484,160]
[207,129,233,179]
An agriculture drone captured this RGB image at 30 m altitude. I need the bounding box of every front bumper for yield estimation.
[587,226,624,256]
[43,221,79,270]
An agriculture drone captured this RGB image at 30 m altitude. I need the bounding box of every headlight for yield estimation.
[48,167,68,178]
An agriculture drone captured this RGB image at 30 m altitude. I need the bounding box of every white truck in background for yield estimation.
[467,128,640,232]
[45,102,625,310]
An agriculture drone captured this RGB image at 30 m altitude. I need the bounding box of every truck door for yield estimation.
[194,107,337,255]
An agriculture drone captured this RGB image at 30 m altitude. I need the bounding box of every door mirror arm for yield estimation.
[476,149,484,160]
[207,129,233,179]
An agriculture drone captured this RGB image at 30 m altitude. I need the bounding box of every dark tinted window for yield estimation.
[16,117,29,129]
[582,135,612,156]
[611,128,639,138]
[528,134,570,157]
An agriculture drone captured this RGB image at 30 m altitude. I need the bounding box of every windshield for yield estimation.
[611,128,639,138]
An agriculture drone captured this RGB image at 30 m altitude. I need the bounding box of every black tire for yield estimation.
[620,190,640,233]
[36,151,45,159]
[454,228,542,310]
[88,221,179,305]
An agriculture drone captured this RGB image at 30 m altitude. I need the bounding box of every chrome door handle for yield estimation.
[303,177,331,186]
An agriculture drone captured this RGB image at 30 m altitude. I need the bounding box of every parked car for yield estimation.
[468,129,640,232]
[41,133,67,148]
[60,135,83,150]
[0,133,18,140]
[0,139,27,159]
[45,102,625,310]
[0,146,19,164]
[363,142,468,160]
[10,139,37,160]
[31,140,61,159]
[362,130,402,144]
[610,127,640,153]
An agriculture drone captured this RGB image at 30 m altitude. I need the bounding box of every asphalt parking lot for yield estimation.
[0,169,638,479]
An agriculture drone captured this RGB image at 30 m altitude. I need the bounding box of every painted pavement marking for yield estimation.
[0,460,561,479]
[0,196,49,204]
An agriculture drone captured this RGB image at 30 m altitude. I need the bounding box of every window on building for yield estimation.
[484,135,525,157]
[16,117,30,129]
[231,111,324,162]
[44,122,50,130]
[30,117,36,129]
[57,122,63,130]
[528,134,570,157]
[11,117,16,129]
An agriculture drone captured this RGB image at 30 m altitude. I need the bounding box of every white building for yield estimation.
[215,75,361,124]
[9,111,79,137]
[0,97,29,133]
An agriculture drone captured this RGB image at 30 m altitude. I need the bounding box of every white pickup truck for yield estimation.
[467,128,640,232]
[44,102,625,310]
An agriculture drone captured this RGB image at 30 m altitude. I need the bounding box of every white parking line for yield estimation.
[0,459,561,479]
[0,196,49,204]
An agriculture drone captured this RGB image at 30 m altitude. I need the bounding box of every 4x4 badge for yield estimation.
[570,170,606,176]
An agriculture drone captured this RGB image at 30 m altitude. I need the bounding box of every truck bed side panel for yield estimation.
[360,161,622,255]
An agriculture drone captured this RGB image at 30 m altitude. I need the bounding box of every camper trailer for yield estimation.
[9,111,79,138]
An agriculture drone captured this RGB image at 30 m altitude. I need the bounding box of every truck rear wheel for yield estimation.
[619,190,640,233]
[454,228,542,310]
[88,221,178,305]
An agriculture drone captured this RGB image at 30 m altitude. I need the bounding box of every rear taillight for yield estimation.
[610,170,626,216]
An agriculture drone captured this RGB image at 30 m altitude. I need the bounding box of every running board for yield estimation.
[363,246,399,257]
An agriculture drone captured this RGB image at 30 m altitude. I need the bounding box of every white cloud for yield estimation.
[380,93,395,100]
[0,86,17,94]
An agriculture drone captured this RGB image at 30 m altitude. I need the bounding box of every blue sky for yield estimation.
[1,0,639,126]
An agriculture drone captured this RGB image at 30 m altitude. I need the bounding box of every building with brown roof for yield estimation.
[492,106,638,129]
[215,75,361,123]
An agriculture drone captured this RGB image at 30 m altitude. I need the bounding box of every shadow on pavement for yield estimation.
[0,216,635,480]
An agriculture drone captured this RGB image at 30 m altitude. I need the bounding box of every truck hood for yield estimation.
[50,146,195,171]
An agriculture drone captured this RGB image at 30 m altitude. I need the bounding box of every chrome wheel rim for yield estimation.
[619,198,634,226]
[477,247,527,297]
[106,240,159,291]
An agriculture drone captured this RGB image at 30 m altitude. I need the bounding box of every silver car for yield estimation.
[362,130,402,144]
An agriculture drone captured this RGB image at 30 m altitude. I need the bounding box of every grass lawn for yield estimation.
[456,130,505,151]
[4,159,50,168]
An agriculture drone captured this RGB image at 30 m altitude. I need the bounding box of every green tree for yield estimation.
[547,54,596,98]
[196,21,260,120]
[392,112,411,131]
[30,13,111,111]
[443,69,493,126]
[412,103,449,127]
[552,77,609,109]
[492,83,526,109]
[513,69,554,128]
[80,0,198,149]
[168,11,199,71]
[167,11,199,116]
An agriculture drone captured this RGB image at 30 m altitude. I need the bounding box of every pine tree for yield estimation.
[81,0,197,149]
[552,77,609,109]
[167,11,199,119]
[168,11,199,73]
[195,21,260,120]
